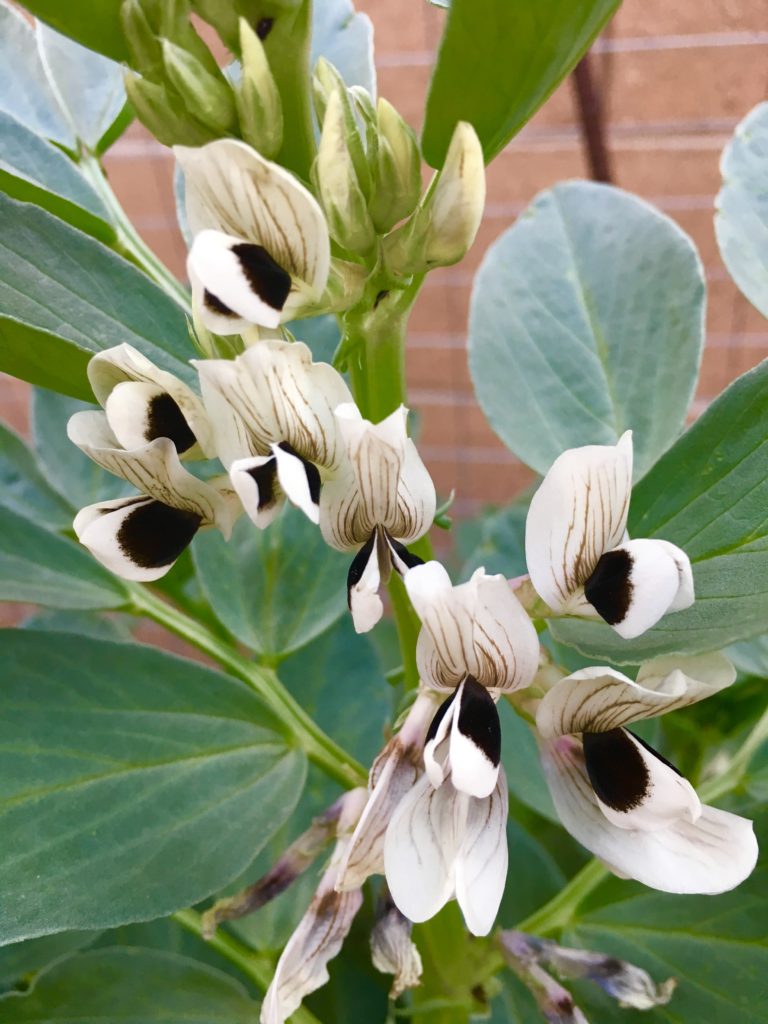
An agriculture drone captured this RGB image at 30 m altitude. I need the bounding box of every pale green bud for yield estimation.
[161,39,238,132]
[188,0,240,51]
[369,98,421,233]
[120,0,164,80]
[236,18,283,157]
[312,56,345,127]
[313,64,371,200]
[159,0,221,78]
[124,72,214,146]
[322,257,368,312]
[315,89,376,254]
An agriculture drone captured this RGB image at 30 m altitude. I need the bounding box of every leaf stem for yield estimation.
[128,584,367,789]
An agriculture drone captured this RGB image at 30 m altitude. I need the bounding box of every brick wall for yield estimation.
[2,0,767,518]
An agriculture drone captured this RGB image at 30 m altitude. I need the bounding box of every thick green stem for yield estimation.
[267,0,316,182]
[79,153,191,310]
[128,584,366,789]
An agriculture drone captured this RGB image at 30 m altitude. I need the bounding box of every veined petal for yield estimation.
[525,432,633,612]
[584,538,694,639]
[370,900,423,999]
[336,403,408,532]
[88,343,213,457]
[384,774,464,924]
[454,769,508,936]
[230,454,285,528]
[189,261,254,337]
[536,653,736,738]
[175,139,330,293]
[392,437,437,543]
[74,495,201,581]
[449,677,501,799]
[67,412,235,533]
[582,729,701,831]
[541,735,758,894]
[347,532,384,634]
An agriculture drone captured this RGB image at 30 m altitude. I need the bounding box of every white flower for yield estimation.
[536,654,758,893]
[68,346,236,580]
[320,404,436,633]
[261,788,368,1024]
[196,340,352,526]
[525,432,694,638]
[370,898,423,999]
[176,139,331,334]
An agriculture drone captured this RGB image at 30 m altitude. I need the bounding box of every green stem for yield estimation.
[388,572,421,690]
[174,910,322,1024]
[128,584,366,789]
[268,0,316,182]
[79,152,191,310]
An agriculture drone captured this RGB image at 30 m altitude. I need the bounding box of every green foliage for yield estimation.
[469,182,705,479]
[553,360,768,661]
[0,631,306,944]
[0,421,72,530]
[0,195,195,398]
[0,930,100,991]
[422,0,620,166]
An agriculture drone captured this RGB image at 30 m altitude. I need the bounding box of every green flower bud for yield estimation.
[189,0,240,51]
[161,39,238,133]
[312,56,345,127]
[322,257,368,312]
[384,120,485,273]
[120,0,163,80]
[236,17,283,157]
[315,89,376,254]
[124,72,214,146]
[159,0,221,78]
[369,98,421,233]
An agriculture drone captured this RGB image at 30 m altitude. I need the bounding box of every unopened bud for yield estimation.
[322,258,368,313]
[161,39,238,133]
[160,0,221,77]
[312,56,345,128]
[236,18,283,157]
[124,72,214,147]
[369,98,421,233]
[120,0,163,80]
[315,89,376,254]
[188,0,240,51]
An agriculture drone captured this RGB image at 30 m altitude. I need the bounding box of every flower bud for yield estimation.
[235,17,283,158]
[161,39,238,133]
[312,56,345,128]
[120,0,164,80]
[315,89,376,254]
[188,0,240,51]
[159,0,221,77]
[369,98,421,233]
[124,72,214,147]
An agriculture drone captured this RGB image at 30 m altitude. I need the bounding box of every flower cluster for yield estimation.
[69,129,757,1020]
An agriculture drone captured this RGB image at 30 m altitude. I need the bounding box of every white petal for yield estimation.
[87,343,213,457]
[347,533,383,634]
[189,263,252,337]
[537,654,735,738]
[175,139,330,293]
[541,736,758,894]
[384,774,464,924]
[654,539,695,611]
[585,538,693,639]
[336,403,408,532]
[449,678,501,799]
[230,455,285,528]
[370,903,423,999]
[272,443,320,524]
[423,691,455,790]
[393,438,437,543]
[196,358,263,468]
[454,770,509,936]
[105,381,198,456]
[582,729,701,831]
[67,412,234,532]
[74,495,200,581]
[525,432,633,612]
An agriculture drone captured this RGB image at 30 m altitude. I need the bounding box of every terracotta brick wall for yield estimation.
[2,0,767,518]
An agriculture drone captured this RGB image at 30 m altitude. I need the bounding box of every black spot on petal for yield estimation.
[232,243,291,313]
[247,458,279,511]
[386,532,424,575]
[425,690,458,745]
[347,532,376,609]
[583,728,650,813]
[278,441,321,505]
[457,676,501,767]
[145,393,196,453]
[204,288,239,318]
[584,548,633,625]
[117,500,201,570]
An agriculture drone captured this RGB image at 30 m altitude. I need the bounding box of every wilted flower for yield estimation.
[370,894,423,999]
[68,345,236,580]
[196,340,352,526]
[176,139,331,334]
[320,404,436,633]
[536,654,758,892]
[525,432,694,638]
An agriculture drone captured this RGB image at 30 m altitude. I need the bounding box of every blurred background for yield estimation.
[2,0,767,519]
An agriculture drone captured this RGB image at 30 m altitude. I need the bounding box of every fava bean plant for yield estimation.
[0,1,766,1022]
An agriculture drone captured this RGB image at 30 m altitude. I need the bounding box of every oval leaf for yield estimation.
[0,194,194,399]
[12,0,127,64]
[0,421,73,530]
[0,631,307,943]
[469,181,705,479]
[716,101,768,321]
[552,360,768,662]
[422,0,620,167]
[193,507,349,659]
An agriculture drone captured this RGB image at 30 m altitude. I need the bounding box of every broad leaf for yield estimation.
[0,931,99,991]
[0,112,113,240]
[0,421,72,530]
[0,948,260,1021]
[311,0,376,97]
[0,195,194,399]
[36,23,127,150]
[500,700,557,823]
[469,182,705,479]
[716,101,768,321]
[22,608,132,642]
[0,631,306,943]
[13,0,127,64]
[460,502,529,580]
[500,816,565,924]
[552,361,768,662]
[0,1,72,147]
[0,506,127,609]
[422,0,620,167]
[193,508,349,659]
